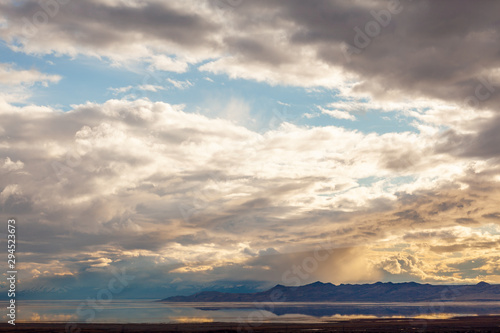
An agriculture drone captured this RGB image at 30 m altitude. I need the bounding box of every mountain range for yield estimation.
[161,281,500,302]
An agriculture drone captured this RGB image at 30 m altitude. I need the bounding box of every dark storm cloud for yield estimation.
[223,36,293,65]
[2,0,500,112]
[437,116,500,159]
[0,1,219,49]
[203,0,500,109]
[326,0,500,105]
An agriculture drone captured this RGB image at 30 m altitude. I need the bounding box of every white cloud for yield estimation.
[109,86,134,94]
[109,84,165,94]
[0,63,61,103]
[199,55,352,88]
[149,54,189,73]
[1,157,24,172]
[303,112,319,119]
[0,63,61,87]
[166,78,192,89]
[318,106,356,121]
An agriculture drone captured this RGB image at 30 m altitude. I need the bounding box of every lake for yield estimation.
[3,300,500,324]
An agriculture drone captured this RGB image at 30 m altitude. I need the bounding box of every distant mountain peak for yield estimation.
[308,281,327,286]
[161,281,500,303]
[271,284,286,289]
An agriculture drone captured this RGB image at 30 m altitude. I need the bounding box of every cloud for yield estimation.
[0,63,61,87]
[0,1,220,65]
[437,115,500,159]
[149,54,189,73]
[166,78,192,89]
[3,0,500,117]
[109,84,165,95]
[378,254,428,280]
[0,63,61,104]
[1,157,24,172]
[1,96,499,295]
[318,106,356,121]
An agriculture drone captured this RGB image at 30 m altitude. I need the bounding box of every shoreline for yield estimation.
[1,316,499,332]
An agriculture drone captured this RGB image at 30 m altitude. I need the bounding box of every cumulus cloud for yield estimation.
[0,96,499,294]
[1,157,24,172]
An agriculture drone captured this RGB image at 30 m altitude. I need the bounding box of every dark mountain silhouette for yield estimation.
[161,281,500,302]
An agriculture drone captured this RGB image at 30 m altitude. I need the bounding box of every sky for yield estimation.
[1,0,500,299]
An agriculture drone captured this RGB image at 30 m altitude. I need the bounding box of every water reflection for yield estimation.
[193,301,500,319]
[3,300,500,323]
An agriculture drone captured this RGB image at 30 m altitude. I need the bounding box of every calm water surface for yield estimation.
[3,300,500,323]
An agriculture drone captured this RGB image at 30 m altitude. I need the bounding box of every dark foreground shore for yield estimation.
[1,316,499,332]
